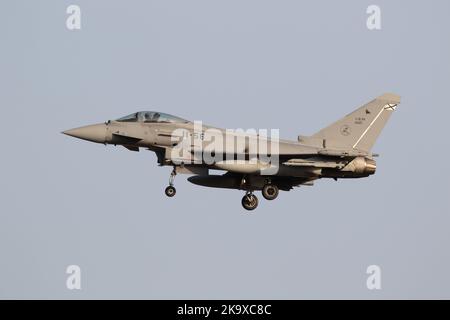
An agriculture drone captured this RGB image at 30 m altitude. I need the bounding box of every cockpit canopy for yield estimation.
[116,111,189,124]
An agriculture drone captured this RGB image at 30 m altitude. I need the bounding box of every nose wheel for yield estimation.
[241,192,259,211]
[165,168,177,197]
[165,185,176,197]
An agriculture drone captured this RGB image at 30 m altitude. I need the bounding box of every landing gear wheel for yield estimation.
[241,193,259,211]
[262,184,279,200]
[165,186,176,197]
[165,167,177,197]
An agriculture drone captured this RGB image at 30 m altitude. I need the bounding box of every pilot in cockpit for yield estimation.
[143,112,152,122]
[151,113,160,122]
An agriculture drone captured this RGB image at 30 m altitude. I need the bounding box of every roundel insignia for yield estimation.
[340,125,351,136]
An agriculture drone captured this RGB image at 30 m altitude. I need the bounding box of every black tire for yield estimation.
[262,184,279,200]
[165,186,176,197]
[241,194,258,211]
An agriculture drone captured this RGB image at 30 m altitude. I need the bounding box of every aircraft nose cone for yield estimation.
[62,123,107,143]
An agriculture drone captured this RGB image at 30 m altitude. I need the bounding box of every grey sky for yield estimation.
[0,0,449,299]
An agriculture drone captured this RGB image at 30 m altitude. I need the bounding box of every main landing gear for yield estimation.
[241,192,259,211]
[262,183,279,201]
[240,178,280,211]
[165,168,177,197]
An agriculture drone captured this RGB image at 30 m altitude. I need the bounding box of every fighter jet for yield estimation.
[62,93,400,210]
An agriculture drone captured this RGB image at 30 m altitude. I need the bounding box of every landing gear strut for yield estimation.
[262,183,279,201]
[165,168,177,197]
[241,192,259,211]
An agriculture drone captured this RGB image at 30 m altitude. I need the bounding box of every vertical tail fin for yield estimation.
[307,93,400,152]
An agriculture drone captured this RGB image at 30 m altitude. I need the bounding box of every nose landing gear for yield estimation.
[241,192,259,211]
[165,168,177,197]
[165,185,176,197]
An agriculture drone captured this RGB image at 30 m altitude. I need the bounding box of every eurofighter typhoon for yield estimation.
[63,93,400,210]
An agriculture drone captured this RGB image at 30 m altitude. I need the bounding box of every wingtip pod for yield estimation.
[377,93,401,105]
